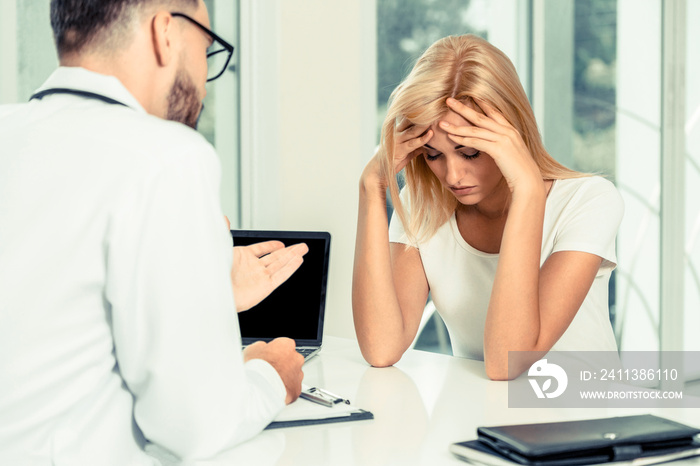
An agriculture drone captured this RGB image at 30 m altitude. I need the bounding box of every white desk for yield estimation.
[158,337,700,465]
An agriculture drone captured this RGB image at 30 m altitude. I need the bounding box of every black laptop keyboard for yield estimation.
[296,347,317,358]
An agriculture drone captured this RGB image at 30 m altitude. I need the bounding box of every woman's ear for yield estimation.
[151,11,175,67]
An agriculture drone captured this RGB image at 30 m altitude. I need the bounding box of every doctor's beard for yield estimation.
[166,68,202,130]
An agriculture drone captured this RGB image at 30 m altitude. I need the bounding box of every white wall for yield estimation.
[615,0,662,351]
[240,0,377,339]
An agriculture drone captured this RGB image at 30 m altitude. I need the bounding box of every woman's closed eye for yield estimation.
[424,150,481,161]
[460,150,480,160]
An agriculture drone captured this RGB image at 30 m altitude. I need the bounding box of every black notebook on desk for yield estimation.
[450,415,700,466]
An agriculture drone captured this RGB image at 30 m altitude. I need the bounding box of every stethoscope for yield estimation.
[30,88,129,107]
[30,87,204,128]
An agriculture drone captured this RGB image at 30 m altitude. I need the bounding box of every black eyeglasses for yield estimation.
[171,12,235,82]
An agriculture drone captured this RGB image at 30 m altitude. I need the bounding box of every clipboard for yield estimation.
[265,387,374,429]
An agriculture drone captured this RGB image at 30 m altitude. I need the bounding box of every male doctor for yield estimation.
[0,0,307,463]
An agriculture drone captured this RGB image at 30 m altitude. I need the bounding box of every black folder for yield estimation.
[450,415,700,466]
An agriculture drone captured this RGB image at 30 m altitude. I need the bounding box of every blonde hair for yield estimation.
[380,34,584,244]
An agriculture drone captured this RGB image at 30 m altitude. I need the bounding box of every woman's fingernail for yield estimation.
[439,121,450,128]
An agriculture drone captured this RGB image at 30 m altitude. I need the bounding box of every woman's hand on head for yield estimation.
[360,122,432,194]
[392,122,433,175]
[441,98,543,196]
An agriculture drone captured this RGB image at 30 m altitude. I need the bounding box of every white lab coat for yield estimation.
[0,67,286,465]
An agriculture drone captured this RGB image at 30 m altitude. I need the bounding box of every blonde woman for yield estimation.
[352,35,623,380]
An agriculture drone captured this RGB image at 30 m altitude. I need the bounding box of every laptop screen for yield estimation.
[230,230,330,345]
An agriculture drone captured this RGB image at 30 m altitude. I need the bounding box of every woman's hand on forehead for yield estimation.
[392,122,434,174]
[397,117,430,135]
[441,97,543,194]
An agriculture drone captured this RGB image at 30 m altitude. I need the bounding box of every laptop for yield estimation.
[230,230,331,361]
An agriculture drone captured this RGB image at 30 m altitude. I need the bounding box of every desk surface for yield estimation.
[168,337,700,465]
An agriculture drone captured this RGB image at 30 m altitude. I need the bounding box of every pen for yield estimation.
[315,387,351,405]
[300,388,334,407]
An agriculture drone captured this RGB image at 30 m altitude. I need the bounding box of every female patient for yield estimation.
[352,34,623,380]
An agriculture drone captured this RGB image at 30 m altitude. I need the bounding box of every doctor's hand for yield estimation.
[244,338,305,404]
[231,240,309,312]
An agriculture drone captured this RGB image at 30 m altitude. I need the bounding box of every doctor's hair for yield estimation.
[380,34,585,244]
[50,0,198,58]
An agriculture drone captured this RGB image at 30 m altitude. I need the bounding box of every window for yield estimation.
[683,0,700,379]
[0,2,56,103]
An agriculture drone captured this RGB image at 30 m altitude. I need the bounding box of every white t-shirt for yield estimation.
[389,176,624,360]
[0,67,285,464]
